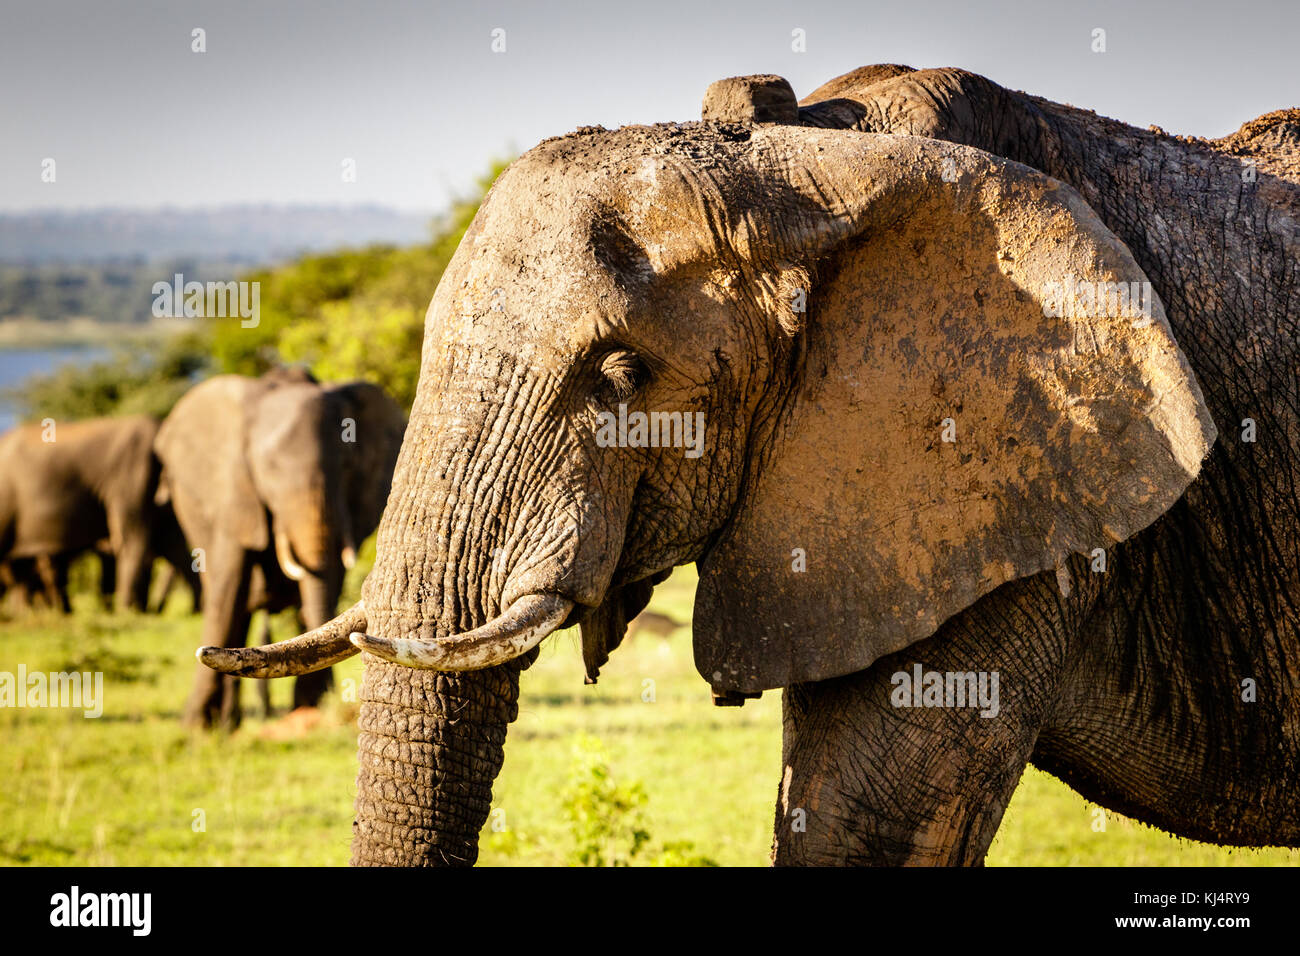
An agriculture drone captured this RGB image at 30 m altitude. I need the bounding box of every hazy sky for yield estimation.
[3,0,1296,214]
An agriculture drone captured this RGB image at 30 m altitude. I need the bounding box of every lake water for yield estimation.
[0,346,110,430]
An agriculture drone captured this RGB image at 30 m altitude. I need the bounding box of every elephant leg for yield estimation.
[35,554,71,614]
[97,551,116,612]
[183,542,252,730]
[292,668,334,710]
[291,575,338,709]
[0,561,26,610]
[112,524,152,613]
[10,560,40,610]
[33,555,55,609]
[772,568,1091,865]
[149,562,174,613]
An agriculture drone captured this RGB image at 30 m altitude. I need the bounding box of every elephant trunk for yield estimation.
[200,351,615,864]
[351,352,602,866]
[351,658,527,866]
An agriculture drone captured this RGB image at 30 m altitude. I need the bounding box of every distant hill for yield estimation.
[0,204,436,332]
[0,204,432,266]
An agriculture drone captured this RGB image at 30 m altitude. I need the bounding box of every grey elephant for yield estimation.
[0,504,197,615]
[0,549,127,613]
[0,415,174,613]
[202,66,1298,865]
[157,367,404,728]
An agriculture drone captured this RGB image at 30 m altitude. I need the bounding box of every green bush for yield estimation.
[560,735,718,867]
[562,735,653,866]
[278,301,424,409]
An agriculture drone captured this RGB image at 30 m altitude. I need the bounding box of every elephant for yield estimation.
[0,555,70,611]
[156,366,405,728]
[0,512,198,615]
[0,415,171,614]
[144,499,202,614]
[200,66,1298,866]
[0,550,118,614]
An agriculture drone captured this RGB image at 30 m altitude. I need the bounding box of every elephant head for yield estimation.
[159,367,405,724]
[202,122,1213,861]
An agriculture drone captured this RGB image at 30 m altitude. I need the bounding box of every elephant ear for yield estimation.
[693,132,1216,695]
[154,375,269,551]
[326,382,406,543]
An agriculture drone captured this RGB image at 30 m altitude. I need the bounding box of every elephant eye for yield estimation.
[598,350,647,402]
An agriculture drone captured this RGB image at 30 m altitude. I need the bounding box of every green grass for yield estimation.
[1,564,1295,867]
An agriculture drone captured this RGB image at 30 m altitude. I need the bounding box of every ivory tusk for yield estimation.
[197,602,365,678]
[349,592,574,671]
[275,526,308,581]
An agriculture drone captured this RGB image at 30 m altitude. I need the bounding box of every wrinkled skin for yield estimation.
[771,65,1300,862]
[0,415,169,613]
[215,68,1298,866]
[365,127,1210,864]
[157,368,404,729]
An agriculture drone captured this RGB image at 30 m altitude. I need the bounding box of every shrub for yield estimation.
[560,735,717,867]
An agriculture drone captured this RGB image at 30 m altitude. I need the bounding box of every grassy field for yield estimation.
[1,562,1295,867]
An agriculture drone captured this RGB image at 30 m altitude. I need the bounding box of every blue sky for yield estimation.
[3,0,1296,214]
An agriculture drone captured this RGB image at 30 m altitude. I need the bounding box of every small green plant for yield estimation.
[648,841,720,867]
[561,735,651,867]
[560,735,717,867]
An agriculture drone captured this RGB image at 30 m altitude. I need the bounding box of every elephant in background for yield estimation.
[0,415,171,613]
[18,505,199,615]
[156,367,404,728]
[144,499,202,614]
[0,554,82,611]
[0,548,123,614]
[202,68,1297,866]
